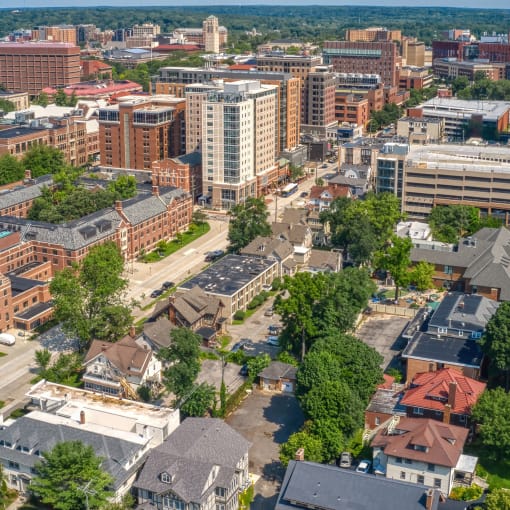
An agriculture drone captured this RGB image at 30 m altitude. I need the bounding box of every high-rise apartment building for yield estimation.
[345,27,401,43]
[32,25,77,45]
[256,53,322,82]
[402,37,425,67]
[97,95,186,170]
[199,80,278,209]
[0,42,80,95]
[154,66,301,153]
[323,41,401,87]
[203,16,220,53]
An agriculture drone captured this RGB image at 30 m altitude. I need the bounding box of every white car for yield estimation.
[0,333,16,346]
[356,460,371,474]
[266,336,279,347]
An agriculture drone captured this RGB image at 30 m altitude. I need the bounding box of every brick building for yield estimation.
[345,27,402,43]
[0,42,80,95]
[98,96,186,170]
[323,41,402,87]
[31,25,77,45]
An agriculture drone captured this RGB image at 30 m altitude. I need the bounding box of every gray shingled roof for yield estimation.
[0,176,53,209]
[133,418,250,503]
[240,236,294,261]
[259,361,297,381]
[0,413,147,490]
[276,460,439,510]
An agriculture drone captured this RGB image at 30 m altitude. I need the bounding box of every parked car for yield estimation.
[205,249,225,262]
[264,308,274,317]
[150,289,163,298]
[356,460,372,474]
[162,281,175,289]
[239,364,249,376]
[268,325,281,334]
[300,191,309,198]
[338,452,352,468]
[0,333,16,346]
[266,336,279,346]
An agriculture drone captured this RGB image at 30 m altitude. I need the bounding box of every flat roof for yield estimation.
[421,97,510,120]
[15,301,53,321]
[0,126,47,139]
[179,255,277,297]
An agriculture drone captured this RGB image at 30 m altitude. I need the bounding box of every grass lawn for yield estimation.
[0,351,6,357]
[465,441,510,490]
[141,223,210,263]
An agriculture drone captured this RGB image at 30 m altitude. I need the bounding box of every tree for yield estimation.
[279,431,323,466]
[35,348,52,372]
[472,388,510,461]
[227,197,271,253]
[246,353,271,383]
[50,242,132,350]
[219,380,227,417]
[308,419,346,463]
[0,464,8,508]
[22,145,67,178]
[107,175,137,200]
[192,209,207,226]
[429,205,481,243]
[42,353,83,386]
[35,91,49,107]
[55,89,68,106]
[0,153,24,185]
[0,98,15,113]
[480,302,510,391]
[410,261,435,292]
[180,383,216,418]
[484,488,510,510]
[157,328,201,402]
[376,235,412,301]
[30,441,113,510]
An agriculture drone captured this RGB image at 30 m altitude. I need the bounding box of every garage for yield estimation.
[282,381,294,392]
[257,361,297,393]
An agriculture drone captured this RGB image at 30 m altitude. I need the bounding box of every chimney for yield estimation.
[115,200,123,212]
[443,403,451,424]
[295,448,305,461]
[129,325,136,338]
[448,381,457,409]
[79,410,85,425]
[152,185,159,196]
[24,169,32,180]
[101,344,108,351]
[425,489,435,510]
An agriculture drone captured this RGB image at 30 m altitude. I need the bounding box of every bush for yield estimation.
[233,310,246,321]
[385,367,403,383]
[226,350,248,365]
[449,484,483,501]
[137,385,151,402]
[272,277,282,291]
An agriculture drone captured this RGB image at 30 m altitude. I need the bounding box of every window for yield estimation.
[400,471,406,480]
[215,487,226,497]
[414,407,424,415]
[444,265,453,275]
[8,461,19,470]
[434,478,441,488]
[427,463,435,472]
[417,475,424,484]
[438,327,448,334]
[375,417,380,426]
[471,332,482,339]
[405,459,413,464]
[161,472,172,483]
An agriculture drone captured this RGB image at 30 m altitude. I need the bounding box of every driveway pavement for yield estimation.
[355,314,409,370]
[226,390,303,509]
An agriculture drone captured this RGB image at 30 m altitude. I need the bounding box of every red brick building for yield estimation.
[0,42,80,95]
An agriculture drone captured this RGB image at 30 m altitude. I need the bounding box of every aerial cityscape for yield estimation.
[1,4,510,510]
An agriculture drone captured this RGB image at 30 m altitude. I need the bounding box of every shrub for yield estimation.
[233,310,246,321]
[137,385,151,402]
[385,367,403,383]
[449,484,483,501]
[272,277,282,291]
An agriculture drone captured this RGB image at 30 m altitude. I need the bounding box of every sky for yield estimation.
[5,0,510,8]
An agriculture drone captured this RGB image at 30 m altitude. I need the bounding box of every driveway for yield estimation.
[226,390,303,509]
[355,314,409,370]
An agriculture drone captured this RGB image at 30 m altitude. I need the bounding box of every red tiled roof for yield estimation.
[42,80,142,98]
[378,373,395,390]
[81,60,112,71]
[309,184,350,201]
[229,64,256,70]
[157,44,200,52]
[401,368,486,416]
[372,417,468,467]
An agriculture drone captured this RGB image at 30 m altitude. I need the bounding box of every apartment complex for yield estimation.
[154,66,301,153]
[98,95,186,170]
[31,25,77,45]
[256,53,322,82]
[323,41,402,87]
[335,73,385,112]
[199,80,278,208]
[375,143,410,196]
[402,144,510,224]
[0,42,80,95]
[345,27,402,43]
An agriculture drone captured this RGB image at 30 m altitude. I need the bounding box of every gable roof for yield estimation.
[307,249,341,272]
[84,335,152,377]
[143,317,176,349]
[272,222,310,245]
[171,286,224,325]
[400,368,486,416]
[240,236,294,261]
[276,460,439,510]
[133,418,250,503]
[372,417,469,468]
[309,184,350,201]
[280,208,308,226]
[259,361,297,381]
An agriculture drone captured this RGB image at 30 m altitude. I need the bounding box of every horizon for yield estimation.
[4,0,510,9]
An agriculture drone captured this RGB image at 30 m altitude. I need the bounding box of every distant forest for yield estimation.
[1,6,510,46]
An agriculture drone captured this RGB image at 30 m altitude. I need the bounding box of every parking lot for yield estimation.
[226,390,304,509]
[355,314,409,370]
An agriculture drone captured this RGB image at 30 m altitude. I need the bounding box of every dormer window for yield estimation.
[160,472,173,483]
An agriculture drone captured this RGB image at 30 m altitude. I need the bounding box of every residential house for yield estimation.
[308,184,350,212]
[134,418,251,510]
[167,286,227,346]
[280,207,329,246]
[258,362,297,392]
[276,459,441,510]
[240,236,295,276]
[83,332,161,398]
[402,292,499,382]
[410,227,510,300]
[272,222,313,264]
[142,316,176,351]
[365,376,406,430]
[400,368,486,428]
[371,417,476,496]
[306,249,342,273]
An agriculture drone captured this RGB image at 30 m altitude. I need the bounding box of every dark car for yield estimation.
[150,289,163,298]
[205,249,225,262]
[300,191,309,198]
[239,364,249,376]
[162,281,175,289]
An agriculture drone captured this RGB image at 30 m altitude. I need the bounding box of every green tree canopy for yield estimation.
[480,302,510,390]
[279,431,323,466]
[227,196,271,253]
[0,153,24,185]
[31,441,113,510]
[0,98,15,113]
[107,174,137,200]
[484,488,510,510]
[157,328,202,402]
[376,235,412,301]
[472,388,510,461]
[49,242,132,350]
[410,261,435,292]
[180,383,216,418]
[22,145,67,178]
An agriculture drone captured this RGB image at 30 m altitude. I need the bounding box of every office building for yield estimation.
[336,73,385,112]
[397,116,445,144]
[199,80,278,208]
[345,27,402,43]
[256,52,322,82]
[403,144,510,224]
[323,41,402,87]
[375,143,410,197]
[31,25,77,45]
[0,91,29,111]
[432,59,507,82]
[402,37,425,67]
[98,95,186,170]
[154,66,301,153]
[0,42,80,95]
[399,67,434,90]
